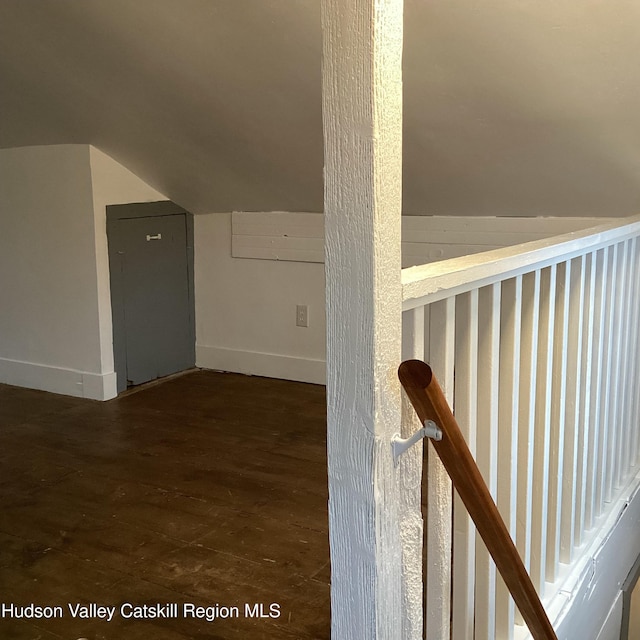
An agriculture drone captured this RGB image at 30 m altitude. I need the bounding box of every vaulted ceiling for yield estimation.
[2,1,640,216]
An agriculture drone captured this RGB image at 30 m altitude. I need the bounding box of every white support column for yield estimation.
[322,2,420,639]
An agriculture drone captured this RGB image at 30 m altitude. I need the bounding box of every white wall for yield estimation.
[1,149,626,399]
[0,145,104,396]
[1,145,328,399]
[195,213,326,384]
[595,593,623,640]
[196,212,625,386]
[0,144,165,400]
[629,578,640,640]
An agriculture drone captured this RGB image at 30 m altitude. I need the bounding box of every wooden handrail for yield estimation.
[398,359,558,640]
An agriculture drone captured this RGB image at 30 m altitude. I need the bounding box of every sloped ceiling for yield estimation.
[2,0,640,216]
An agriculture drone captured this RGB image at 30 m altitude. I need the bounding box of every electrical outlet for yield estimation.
[296,304,309,327]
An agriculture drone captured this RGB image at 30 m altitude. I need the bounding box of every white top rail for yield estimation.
[402,214,640,310]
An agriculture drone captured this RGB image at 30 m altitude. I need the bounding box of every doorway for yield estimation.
[107,201,195,393]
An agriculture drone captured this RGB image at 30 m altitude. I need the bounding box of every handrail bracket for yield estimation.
[392,419,442,463]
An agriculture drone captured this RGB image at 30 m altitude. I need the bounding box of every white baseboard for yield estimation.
[196,345,326,385]
[0,357,117,400]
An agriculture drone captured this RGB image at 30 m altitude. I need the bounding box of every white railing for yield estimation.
[401,214,640,640]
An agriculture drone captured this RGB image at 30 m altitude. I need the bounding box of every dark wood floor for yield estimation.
[0,370,330,640]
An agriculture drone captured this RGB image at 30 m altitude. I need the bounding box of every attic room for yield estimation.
[2,1,640,639]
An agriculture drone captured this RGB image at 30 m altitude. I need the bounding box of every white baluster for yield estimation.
[452,290,479,640]
[425,298,455,640]
[475,283,501,640]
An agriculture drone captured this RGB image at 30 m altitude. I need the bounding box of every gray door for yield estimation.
[108,206,195,392]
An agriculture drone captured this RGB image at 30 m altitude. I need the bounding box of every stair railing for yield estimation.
[398,359,558,640]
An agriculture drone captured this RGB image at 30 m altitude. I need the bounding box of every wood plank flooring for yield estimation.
[0,370,330,639]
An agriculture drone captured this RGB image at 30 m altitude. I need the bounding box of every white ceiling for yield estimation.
[2,0,640,216]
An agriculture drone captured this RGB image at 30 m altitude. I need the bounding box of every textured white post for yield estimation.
[322,1,421,639]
